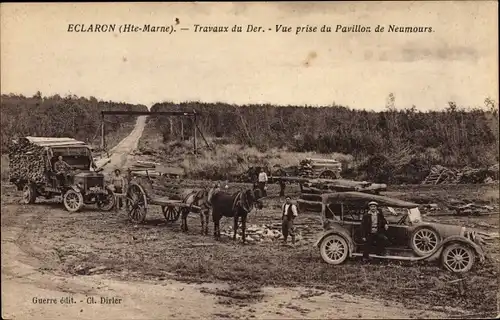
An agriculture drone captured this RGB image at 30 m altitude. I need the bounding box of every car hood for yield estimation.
[73,171,105,178]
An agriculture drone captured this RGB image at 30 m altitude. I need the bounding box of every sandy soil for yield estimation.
[1,119,495,320]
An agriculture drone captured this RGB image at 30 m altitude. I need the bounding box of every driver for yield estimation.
[361,201,389,260]
[54,156,72,186]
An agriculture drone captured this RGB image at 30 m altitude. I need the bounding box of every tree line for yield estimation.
[0,93,148,152]
[149,100,499,172]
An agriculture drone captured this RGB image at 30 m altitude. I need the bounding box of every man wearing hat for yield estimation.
[111,168,127,210]
[281,196,298,245]
[361,201,389,259]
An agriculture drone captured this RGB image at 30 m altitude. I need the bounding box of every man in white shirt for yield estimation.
[282,196,298,245]
[257,167,268,197]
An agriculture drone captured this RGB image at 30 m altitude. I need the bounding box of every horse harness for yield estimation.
[232,190,252,214]
[182,189,208,212]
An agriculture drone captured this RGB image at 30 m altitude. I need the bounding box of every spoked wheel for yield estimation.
[22,184,37,204]
[319,234,349,265]
[126,183,147,224]
[162,206,181,222]
[319,171,338,179]
[97,187,116,212]
[63,189,84,212]
[441,244,475,273]
[411,227,441,256]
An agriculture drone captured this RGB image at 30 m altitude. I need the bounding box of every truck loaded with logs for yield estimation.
[8,136,115,212]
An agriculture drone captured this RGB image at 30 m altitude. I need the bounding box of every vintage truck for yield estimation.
[8,136,115,212]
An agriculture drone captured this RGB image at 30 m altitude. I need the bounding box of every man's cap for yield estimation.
[368,201,378,206]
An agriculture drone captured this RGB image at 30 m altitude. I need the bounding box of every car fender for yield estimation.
[313,227,355,257]
[439,235,485,262]
[413,235,485,262]
[70,185,81,193]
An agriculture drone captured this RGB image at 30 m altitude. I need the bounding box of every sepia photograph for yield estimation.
[1,2,499,319]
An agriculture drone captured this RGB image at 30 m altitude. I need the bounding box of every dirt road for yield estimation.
[102,115,148,174]
[0,118,468,319]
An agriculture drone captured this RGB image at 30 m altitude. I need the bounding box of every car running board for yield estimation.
[351,253,420,261]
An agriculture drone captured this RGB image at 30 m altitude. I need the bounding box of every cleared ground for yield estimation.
[1,182,498,319]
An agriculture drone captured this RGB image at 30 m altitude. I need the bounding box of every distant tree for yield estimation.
[385,93,396,112]
[446,101,457,112]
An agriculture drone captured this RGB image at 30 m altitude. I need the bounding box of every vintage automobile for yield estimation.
[9,137,115,213]
[310,192,486,273]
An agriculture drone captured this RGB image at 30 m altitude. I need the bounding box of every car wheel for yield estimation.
[320,234,349,265]
[410,227,441,256]
[441,243,475,273]
[63,189,84,212]
[22,184,37,204]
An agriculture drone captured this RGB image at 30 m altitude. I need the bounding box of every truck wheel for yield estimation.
[63,189,84,212]
[320,234,349,265]
[97,187,116,211]
[22,184,37,204]
[441,243,475,273]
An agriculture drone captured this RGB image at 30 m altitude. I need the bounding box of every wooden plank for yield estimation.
[297,199,322,206]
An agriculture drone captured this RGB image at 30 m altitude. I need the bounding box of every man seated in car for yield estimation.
[54,156,72,186]
[361,201,389,260]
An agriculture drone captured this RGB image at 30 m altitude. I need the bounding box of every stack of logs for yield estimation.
[301,179,387,195]
[8,138,48,184]
[422,165,499,185]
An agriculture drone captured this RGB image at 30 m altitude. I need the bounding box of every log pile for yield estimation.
[422,165,499,185]
[127,160,184,179]
[8,138,48,184]
[301,178,387,194]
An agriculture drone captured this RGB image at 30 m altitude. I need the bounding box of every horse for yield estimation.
[209,188,263,243]
[179,188,211,235]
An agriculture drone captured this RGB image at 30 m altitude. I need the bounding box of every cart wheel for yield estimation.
[63,189,84,212]
[319,170,337,179]
[126,183,147,224]
[163,206,181,222]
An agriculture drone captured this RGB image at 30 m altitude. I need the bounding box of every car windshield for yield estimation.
[382,206,421,224]
[407,207,422,223]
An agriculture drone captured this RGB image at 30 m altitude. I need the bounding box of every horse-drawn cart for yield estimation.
[125,168,202,224]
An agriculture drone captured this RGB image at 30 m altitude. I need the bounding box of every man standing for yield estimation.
[257,167,268,197]
[54,156,71,186]
[361,201,389,260]
[281,196,298,245]
[111,169,127,210]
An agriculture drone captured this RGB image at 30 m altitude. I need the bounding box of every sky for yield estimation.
[1,2,498,111]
